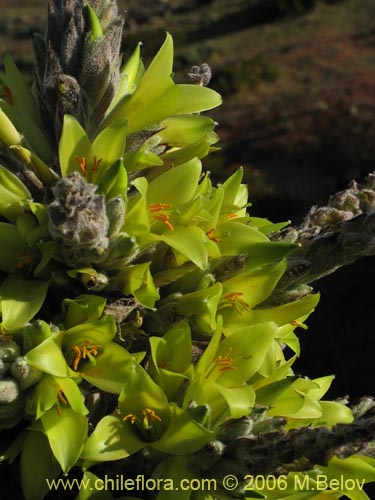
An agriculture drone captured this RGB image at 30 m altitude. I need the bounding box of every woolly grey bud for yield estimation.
[216,416,254,444]
[0,379,21,404]
[48,172,109,265]
[106,196,125,238]
[0,336,20,363]
[11,357,43,390]
[188,63,212,87]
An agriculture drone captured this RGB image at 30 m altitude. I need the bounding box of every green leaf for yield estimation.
[2,53,52,161]
[2,53,39,122]
[161,132,219,168]
[0,274,49,329]
[104,34,221,134]
[92,120,127,174]
[109,262,160,308]
[59,115,92,177]
[221,168,246,211]
[0,104,23,146]
[81,414,144,462]
[195,317,223,377]
[107,43,142,117]
[85,4,103,40]
[153,404,213,455]
[177,283,222,332]
[158,115,216,146]
[16,213,38,239]
[26,333,71,377]
[159,83,222,117]
[34,241,55,276]
[26,375,62,418]
[14,111,54,162]
[216,322,278,384]
[266,378,321,418]
[216,221,269,255]
[0,222,27,272]
[0,164,31,221]
[150,321,192,374]
[149,321,192,398]
[147,158,202,206]
[315,401,353,427]
[97,159,128,198]
[123,146,164,172]
[322,454,375,484]
[249,292,320,327]
[41,405,88,473]
[57,377,89,415]
[80,343,134,394]
[118,362,170,419]
[215,384,255,419]
[62,295,107,329]
[21,430,61,500]
[162,226,208,269]
[63,316,117,347]
[256,377,298,407]
[15,319,52,354]
[308,376,335,401]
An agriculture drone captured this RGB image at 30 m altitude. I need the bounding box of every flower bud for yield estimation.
[10,356,43,390]
[0,336,20,363]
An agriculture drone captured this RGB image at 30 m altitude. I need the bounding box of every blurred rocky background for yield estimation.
[1,0,374,400]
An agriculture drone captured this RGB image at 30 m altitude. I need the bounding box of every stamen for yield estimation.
[12,251,35,274]
[71,340,101,371]
[223,292,250,316]
[123,413,138,424]
[225,213,238,221]
[148,203,173,213]
[92,156,102,179]
[123,408,162,431]
[75,155,87,176]
[142,408,161,422]
[57,388,68,405]
[56,388,68,416]
[206,228,222,243]
[216,347,237,372]
[153,213,174,231]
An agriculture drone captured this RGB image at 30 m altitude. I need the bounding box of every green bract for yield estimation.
[0,1,373,500]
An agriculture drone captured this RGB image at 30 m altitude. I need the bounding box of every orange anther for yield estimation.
[224,292,250,316]
[75,155,87,176]
[57,388,68,405]
[216,347,237,372]
[225,213,238,221]
[153,213,174,231]
[206,228,222,243]
[148,203,173,213]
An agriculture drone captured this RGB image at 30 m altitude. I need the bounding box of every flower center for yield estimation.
[148,203,174,231]
[222,291,250,316]
[216,347,238,373]
[123,407,163,441]
[75,155,102,182]
[71,340,101,371]
[12,250,37,275]
[206,228,221,242]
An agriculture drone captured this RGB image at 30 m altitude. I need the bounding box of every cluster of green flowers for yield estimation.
[0,1,374,499]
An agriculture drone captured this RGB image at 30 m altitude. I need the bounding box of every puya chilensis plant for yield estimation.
[0,1,374,499]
